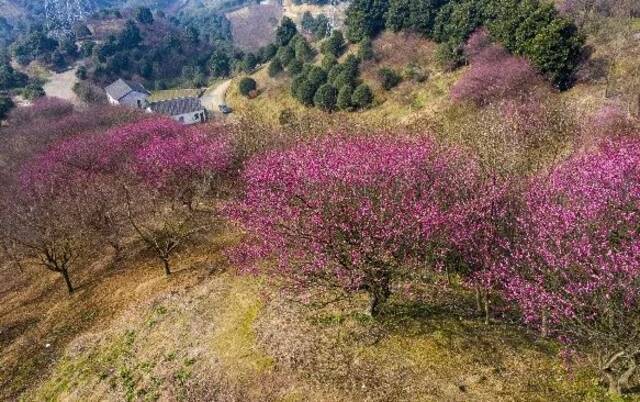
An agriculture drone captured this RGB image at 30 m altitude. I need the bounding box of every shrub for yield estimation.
[378,67,402,90]
[351,84,373,109]
[313,83,338,112]
[239,77,257,97]
[228,136,478,316]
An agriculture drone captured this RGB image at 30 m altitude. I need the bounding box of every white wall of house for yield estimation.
[172,110,206,125]
[119,91,149,109]
[107,93,119,105]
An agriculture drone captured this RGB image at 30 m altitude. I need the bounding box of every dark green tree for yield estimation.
[268,58,284,77]
[322,53,338,70]
[358,37,375,61]
[276,17,298,46]
[378,67,402,90]
[294,37,315,62]
[336,85,354,111]
[345,0,389,43]
[277,45,295,66]
[322,30,346,57]
[239,77,257,96]
[306,65,328,89]
[0,96,14,120]
[296,79,317,106]
[313,83,338,111]
[288,59,304,75]
[352,83,373,109]
[136,7,154,24]
[243,52,258,72]
[118,20,142,48]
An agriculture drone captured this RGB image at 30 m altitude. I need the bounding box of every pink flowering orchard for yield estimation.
[10,117,232,286]
[228,135,480,316]
[493,137,640,394]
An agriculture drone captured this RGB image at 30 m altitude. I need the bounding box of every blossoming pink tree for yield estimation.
[228,135,479,317]
[451,29,545,106]
[493,137,640,394]
[8,117,232,287]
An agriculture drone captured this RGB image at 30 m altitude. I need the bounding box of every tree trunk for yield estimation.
[475,287,482,313]
[541,311,548,337]
[61,268,74,294]
[366,291,383,318]
[365,273,391,318]
[483,291,490,325]
[162,257,172,276]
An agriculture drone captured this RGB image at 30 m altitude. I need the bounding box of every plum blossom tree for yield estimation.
[228,135,480,317]
[492,137,640,394]
[451,30,545,106]
[95,118,233,275]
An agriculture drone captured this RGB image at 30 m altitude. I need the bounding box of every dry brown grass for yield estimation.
[0,231,232,400]
[0,224,612,401]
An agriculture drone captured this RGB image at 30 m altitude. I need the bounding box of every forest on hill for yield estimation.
[1,0,640,401]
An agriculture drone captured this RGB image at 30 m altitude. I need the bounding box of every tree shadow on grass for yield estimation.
[378,299,558,358]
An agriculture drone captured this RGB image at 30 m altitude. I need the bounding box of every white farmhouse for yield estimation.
[146,97,207,125]
[105,79,150,109]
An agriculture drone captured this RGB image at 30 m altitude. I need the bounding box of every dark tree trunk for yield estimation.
[162,257,172,276]
[365,271,391,318]
[61,268,74,294]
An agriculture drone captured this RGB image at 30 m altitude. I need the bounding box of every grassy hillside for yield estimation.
[2,231,605,401]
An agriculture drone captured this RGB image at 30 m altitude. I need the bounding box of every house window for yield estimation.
[137,99,142,108]
[179,116,184,123]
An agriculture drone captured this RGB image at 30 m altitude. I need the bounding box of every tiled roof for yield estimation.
[147,97,204,116]
[105,79,150,101]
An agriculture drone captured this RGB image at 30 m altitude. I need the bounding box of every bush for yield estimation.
[351,84,373,109]
[238,77,257,97]
[377,67,402,90]
[313,83,338,112]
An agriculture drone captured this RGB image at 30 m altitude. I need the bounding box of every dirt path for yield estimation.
[201,79,232,112]
[43,66,80,104]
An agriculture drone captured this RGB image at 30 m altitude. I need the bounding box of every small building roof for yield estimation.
[105,78,150,101]
[147,97,205,116]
